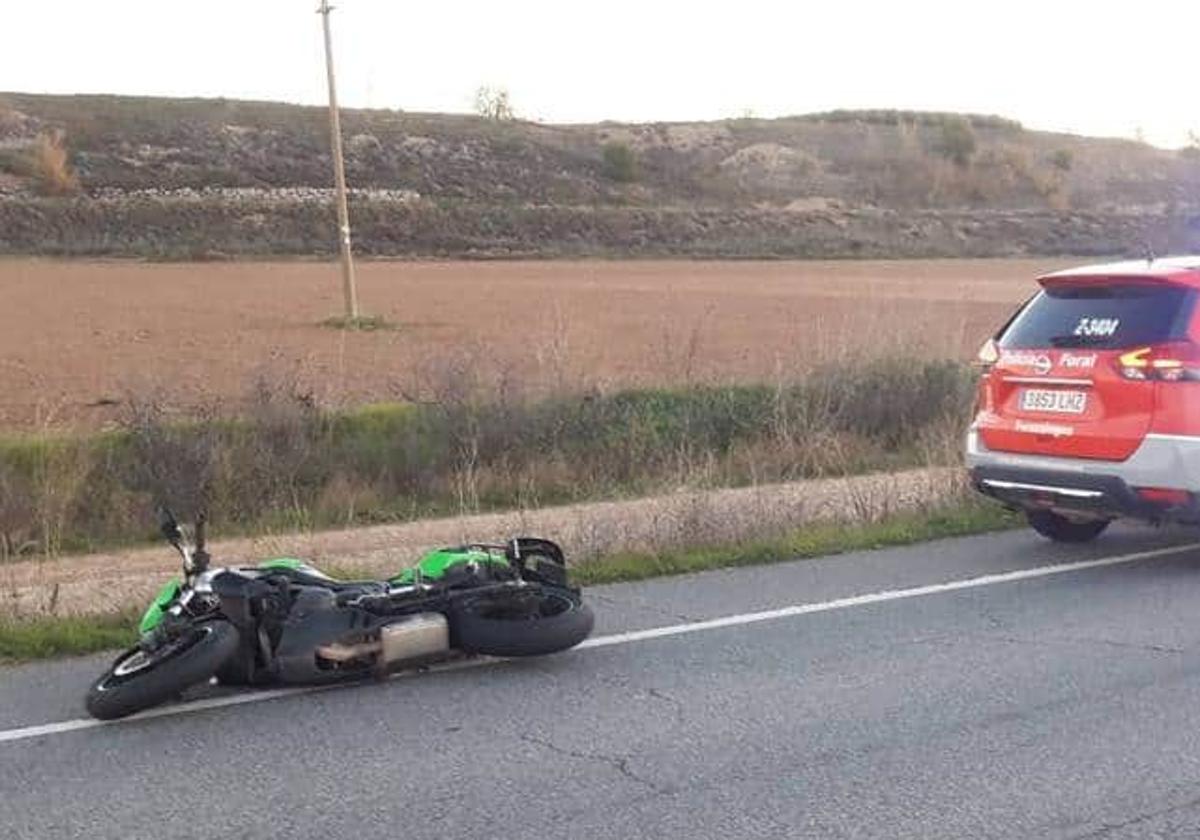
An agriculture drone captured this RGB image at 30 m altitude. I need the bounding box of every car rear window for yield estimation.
[998,283,1195,350]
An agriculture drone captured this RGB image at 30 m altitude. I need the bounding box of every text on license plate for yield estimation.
[1020,389,1087,414]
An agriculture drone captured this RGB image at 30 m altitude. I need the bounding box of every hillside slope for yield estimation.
[2,93,1199,258]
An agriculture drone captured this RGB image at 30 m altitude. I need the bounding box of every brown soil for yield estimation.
[0,258,1065,429]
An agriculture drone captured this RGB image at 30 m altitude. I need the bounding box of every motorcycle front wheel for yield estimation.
[450,586,594,657]
[85,621,240,720]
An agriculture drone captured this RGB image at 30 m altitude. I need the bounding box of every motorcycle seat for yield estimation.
[266,566,389,596]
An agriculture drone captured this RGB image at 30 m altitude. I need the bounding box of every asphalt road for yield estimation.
[7,524,1200,839]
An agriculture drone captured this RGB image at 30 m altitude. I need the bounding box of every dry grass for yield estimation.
[0,261,1004,560]
[0,352,974,559]
[6,94,1194,215]
[0,465,969,621]
[29,132,80,196]
[0,258,1021,624]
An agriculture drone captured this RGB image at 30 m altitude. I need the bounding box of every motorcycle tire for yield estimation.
[85,621,240,720]
[450,586,594,657]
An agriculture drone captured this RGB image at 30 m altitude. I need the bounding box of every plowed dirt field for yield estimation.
[0,258,1065,428]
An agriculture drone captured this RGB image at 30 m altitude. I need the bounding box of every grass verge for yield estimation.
[0,499,1018,664]
[0,610,140,664]
[0,357,975,558]
[574,497,1019,585]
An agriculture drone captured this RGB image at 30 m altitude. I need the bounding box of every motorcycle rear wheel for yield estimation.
[85,621,239,720]
[450,586,594,657]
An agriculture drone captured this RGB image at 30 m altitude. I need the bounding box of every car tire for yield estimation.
[1026,510,1111,543]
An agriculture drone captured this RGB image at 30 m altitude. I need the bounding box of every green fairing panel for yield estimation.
[258,558,308,571]
[390,548,506,585]
[258,557,336,579]
[139,579,182,634]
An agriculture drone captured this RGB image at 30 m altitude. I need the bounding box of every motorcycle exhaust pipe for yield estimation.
[316,639,381,662]
[379,613,450,663]
[317,613,450,666]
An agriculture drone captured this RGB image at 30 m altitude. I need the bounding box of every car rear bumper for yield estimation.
[966,429,1200,522]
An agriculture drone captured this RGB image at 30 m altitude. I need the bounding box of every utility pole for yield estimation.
[318,0,359,320]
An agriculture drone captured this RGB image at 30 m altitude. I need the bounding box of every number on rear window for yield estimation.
[1072,317,1120,338]
[999,284,1194,350]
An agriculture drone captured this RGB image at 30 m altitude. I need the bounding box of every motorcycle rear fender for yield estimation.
[508,538,566,566]
[508,538,569,586]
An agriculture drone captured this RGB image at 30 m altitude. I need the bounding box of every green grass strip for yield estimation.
[0,611,140,664]
[574,500,1019,585]
[0,500,1019,664]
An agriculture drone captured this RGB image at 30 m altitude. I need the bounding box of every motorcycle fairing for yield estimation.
[139,578,182,634]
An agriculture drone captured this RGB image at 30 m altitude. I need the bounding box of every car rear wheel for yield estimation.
[1026,510,1111,543]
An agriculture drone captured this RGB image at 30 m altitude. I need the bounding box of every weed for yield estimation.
[0,358,976,556]
[1050,149,1074,172]
[30,131,80,196]
[933,117,977,168]
[319,314,398,332]
[602,142,638,183]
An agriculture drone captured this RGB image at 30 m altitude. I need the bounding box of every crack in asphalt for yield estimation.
[519,732,668,794]
[1064,790,1200,838]
[644,686,686,725]
[977,605,1009,630]
[917,631,1187,657]
[593,674,688,725]
[991,633,1187,656]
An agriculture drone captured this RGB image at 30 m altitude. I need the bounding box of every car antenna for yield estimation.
[1143,242,1156,266]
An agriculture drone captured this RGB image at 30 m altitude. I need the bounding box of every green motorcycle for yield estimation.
[85,509,594,720]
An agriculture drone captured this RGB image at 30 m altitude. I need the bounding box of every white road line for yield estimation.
[0,657,496,745]
[2,541,1197,745]
[579,542,1200,649]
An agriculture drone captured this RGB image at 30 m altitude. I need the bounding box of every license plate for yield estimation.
[1020,388,1087,414]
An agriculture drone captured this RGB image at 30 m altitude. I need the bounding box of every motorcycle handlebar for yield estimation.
[156,505,212,575]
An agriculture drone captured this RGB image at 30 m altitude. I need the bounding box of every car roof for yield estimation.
[1039,257,1200,287]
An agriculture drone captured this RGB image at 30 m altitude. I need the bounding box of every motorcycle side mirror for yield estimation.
[157,505,182,544]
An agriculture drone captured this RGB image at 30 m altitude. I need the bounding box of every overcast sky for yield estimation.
[3,0,1196,147]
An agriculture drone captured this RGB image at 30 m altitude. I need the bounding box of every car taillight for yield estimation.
[1116,342,1200,382]
[975,338,1000,372]
[1135,487,1192,506]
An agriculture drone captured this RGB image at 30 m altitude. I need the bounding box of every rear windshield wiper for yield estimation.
[1046,334,1114,348]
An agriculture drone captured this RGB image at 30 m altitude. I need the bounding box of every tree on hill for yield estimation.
[934,116,977,168]
[474,86,516,121]
[602,142,638,182]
